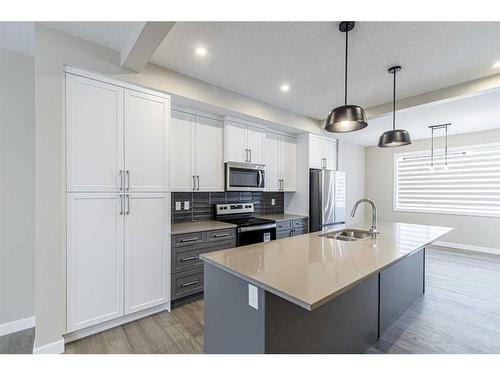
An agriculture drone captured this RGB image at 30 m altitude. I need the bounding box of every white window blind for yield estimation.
[394,143,500,218]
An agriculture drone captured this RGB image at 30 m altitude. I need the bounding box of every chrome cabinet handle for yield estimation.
[125,170,130,190]
[196,175,200,191]
[180,256,199,262]
[119,194,124,215]
[249,149,252,162]
[119,170,124,191]
[192,175,196,190]
[257,170,262,187]
[214,233,230,238]
[180,237,200,243]
[180,280,199,288]
[245,149,249,162]
[126,194,130,215]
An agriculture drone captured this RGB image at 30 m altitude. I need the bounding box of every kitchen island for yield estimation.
[200,222,453,353]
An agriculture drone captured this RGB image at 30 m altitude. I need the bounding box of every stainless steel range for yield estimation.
[215,203,276,246]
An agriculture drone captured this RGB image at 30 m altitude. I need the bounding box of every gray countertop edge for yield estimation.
[200,228,453,311]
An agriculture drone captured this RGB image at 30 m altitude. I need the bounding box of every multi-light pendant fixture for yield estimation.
[378,66,412,147]
[324,22,368,133]
[324,21,413,148]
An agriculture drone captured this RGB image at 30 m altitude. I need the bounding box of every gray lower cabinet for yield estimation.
[171,227,236,300]
[276,218,308,239]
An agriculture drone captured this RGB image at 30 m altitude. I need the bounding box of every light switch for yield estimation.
[248,284,258,310]
[271,198,275,206]
[175,201,182,211]
[184,201,190,210]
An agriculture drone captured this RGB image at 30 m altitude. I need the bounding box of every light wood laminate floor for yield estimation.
[65,247,500,354]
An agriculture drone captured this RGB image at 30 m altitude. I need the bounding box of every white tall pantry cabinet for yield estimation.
[65,71,171,334]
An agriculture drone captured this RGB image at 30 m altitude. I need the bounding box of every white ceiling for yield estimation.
[0,22,34,55]
[152,22,500,119]
[336,88,500,147]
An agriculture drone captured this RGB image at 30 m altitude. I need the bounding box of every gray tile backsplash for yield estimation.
[171,191,284,223]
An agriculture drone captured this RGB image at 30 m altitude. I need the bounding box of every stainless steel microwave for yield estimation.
[225,162,265,191]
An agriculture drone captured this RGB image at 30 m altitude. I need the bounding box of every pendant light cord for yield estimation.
[344,27,348,106]
[392,69,396,131]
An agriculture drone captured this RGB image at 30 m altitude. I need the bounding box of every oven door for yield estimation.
[226,162,265,191]
[238,224,276,246]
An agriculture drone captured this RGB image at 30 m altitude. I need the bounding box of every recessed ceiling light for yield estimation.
[493,60,500,68]
[280,84,290,92]
[195,46,207,57]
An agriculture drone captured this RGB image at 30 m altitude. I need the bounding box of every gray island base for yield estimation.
[204,248,425,354]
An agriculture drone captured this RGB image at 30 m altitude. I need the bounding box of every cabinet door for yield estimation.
[124,89,170,192]
[66,74,124,192]
[246,125,265,164]
[280,136,297,192]
[171,110,196,191]
[321,139,336,170]
[124,193,170,314]
[67,193,124,332]
[309,136,323,169]
[195,116,224,191]
[265,132,280,191]
[224,121,247,162]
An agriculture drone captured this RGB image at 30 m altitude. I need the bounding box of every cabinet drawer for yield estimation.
[276,230,293,239]
[293,218,307,228]
[276,220,292,231]
[293,228,307,236]
[172,240,236,274]
[205,228,236,243]
[172,269,204,300]
[172,232,204,248]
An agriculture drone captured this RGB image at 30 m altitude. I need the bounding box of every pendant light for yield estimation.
[324,22,368,133]
[378,66,411,147]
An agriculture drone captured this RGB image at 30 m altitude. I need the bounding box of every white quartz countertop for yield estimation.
[200,222,453,310]
[171,221,237,235]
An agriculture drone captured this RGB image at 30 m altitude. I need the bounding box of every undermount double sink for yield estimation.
[319,229,376,241]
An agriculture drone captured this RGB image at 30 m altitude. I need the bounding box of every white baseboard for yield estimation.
[33,338,65,354]
[0,316,35,337]
[433,241,500,256]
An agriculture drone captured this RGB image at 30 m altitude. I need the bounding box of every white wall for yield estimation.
[0,48,34,325]
[338,141,366,225]
[365,128,500,251]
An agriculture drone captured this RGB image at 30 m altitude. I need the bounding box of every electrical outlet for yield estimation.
[184,201,190,210]
[271,198,275,206]
[175,201,182,211]
[248,284,258,310]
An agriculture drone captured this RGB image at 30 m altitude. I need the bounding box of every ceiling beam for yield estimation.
[121,22,175,72]
[365,72,500,119]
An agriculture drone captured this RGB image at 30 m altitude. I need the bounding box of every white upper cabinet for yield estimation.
[125,90,170,192]
[308,135,336,170]
[280,135,297,192]
[171,110,224,192]
[124,193,170,314]
[66,74,124,192]
[224,121,247,163]
[66,73,170,193]
[66,193,124,332]
[265,132,297,192]
[170,110,196,191]
[264,132,280,191]
[224,120,265,164]
[246,125,265,164]
[195,116,224,191]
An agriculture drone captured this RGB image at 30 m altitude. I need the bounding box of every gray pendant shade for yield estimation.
[325,104,368,133]
[378,129,411,147]
[324,22,368,133]
[378,65,411,147]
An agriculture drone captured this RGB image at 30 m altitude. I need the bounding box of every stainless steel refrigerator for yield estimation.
[309,169,346,232]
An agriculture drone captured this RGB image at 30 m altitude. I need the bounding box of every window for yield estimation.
[394,142,500,217]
